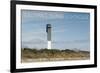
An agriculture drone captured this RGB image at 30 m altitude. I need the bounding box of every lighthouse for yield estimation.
[46,24,52,49]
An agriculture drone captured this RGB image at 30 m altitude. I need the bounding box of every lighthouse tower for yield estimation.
[46,24,52,49]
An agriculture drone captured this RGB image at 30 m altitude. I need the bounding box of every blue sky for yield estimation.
[21,10,90,51]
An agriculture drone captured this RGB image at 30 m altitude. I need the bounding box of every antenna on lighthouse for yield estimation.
[46,24,52,49]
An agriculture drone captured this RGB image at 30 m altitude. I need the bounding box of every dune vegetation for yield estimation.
[21,48,90,63]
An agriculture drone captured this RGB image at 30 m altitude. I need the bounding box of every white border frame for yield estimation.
[16,4,94,69]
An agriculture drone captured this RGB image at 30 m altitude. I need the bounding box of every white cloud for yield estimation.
[22,10,64,23]
[22,38,47,49]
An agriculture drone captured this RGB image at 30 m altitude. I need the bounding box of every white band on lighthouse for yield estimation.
[48,41,51,49]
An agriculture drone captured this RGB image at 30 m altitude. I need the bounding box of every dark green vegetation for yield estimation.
[21,48,90,63]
